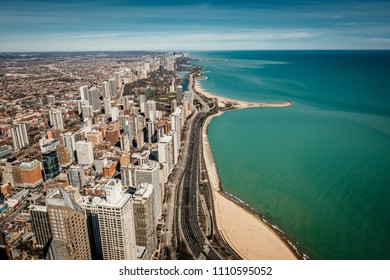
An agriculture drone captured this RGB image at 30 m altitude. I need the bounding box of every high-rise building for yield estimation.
[62,132,76,160]
[139,95,146,113]
[80,196,103,260]
[42,150,61,181]
[79,85,88,100]
[75,141,94,165]
[30,205,51,247]
[19,160,43,188]
[103,98,112,116]
[170,110,181,148]
[134,161,161,225]
[49,109,64,130]
[81,105,93,121]
[46,188,91,260]
[120,165,135,188]
[86,130,103,144]
[47,95,56,105]
[10,123,29,151]
[68,165,86,189]
[145,100,156,120]
[56,144,73,167]
[158,135,174,174]
[108,78,117,98]
[102,81,110,99]
[98,179,136,259]
[87,87,100,112]
[133,183,156,259]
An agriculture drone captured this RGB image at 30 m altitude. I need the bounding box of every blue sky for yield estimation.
[0,0,389,51]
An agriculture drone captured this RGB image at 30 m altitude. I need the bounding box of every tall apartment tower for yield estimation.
[10,123,29,151]
[139,95,146,113]
[87,87,101,112]
[134,161,161,226]
[98,179,136,259]
[62,132,76,160]
[75,141,94,165]
[158,135,174,174]
[145,100,156,120]
[56,144,73,167]
[133,183,156,259]
[108,78,117,98]
[49,109,64,130]
[46,188,91,260]
[79,85,88,100]
[68,165,86,189]
[30,205,51,247]
[102,81,110,99]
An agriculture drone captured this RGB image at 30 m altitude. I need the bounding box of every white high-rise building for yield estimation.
[103,98,111,117]
[81,105,93,121]
[170,109,181,150]
[11,123,29,151]
[145,100,156,120]
[87,87,100,112]
[79,85,88,100]
[75,140,94,165]
[121,165,135,188]
[98,179,136,259]
[108,78,117,98]
[139,95,146,113]
[158,135,174,174]
[102,81,110,99]
[133,183,156,259]
[134,161,161,225]
[111,107,119,122]
[49,109,64,130]
[62,132,76,159]
[169,130,179,165]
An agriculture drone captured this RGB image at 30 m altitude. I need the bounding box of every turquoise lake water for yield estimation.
[190,51,390,260]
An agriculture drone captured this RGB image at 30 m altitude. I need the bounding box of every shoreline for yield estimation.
[194,71,300,260]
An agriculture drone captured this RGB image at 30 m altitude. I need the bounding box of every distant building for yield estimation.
[49,109,64,130]
[75,141,94,165]
[42,150,61,181]
[18,159,43,188]
[68,165,86,189]
[56,145,72,167]
[87,87,100,112]
[46,188,91,260]
[102,81,110,99]
[11,123,29,151]
[79,85,88,100]
[62,132,76,160]
[108,78,117,98]
[0,145,13,159]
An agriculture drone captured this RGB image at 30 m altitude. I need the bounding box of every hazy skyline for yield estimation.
[1,0,390,51]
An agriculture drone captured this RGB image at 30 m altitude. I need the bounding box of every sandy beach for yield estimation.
[194,72,293,110]
[194,72,298,260]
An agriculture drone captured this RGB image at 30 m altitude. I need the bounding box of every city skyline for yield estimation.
[1,0,390,52]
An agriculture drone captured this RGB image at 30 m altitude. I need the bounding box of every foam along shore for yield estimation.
[196,77,298,260]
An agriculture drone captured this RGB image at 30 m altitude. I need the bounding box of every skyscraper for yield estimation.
[79,85,88,100]
[56,144,73,167]
[108,78,117,98]
[75,141,94,165]
[68,165,86,189]
[134,161,161,225]
[158,135,174,174]
[98,179,136,259]
[30,205,51,247]
[48,109,64,130]
[62,132,76,160]
[46,188,91,260]
[102,81,110,99]
[133,183,156,259]
[10,123,29,151]
[87,87,100,112]
[42,150,61,181]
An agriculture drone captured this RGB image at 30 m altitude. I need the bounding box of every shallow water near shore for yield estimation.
[191,51,390,259]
